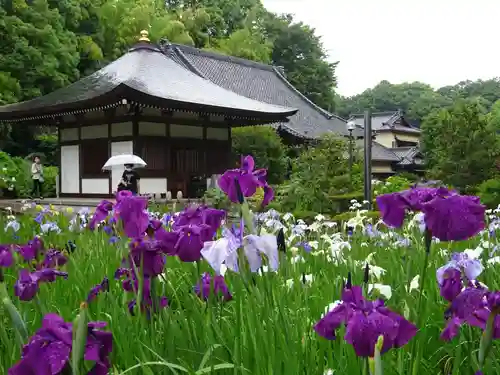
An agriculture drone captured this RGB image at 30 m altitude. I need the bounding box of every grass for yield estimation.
[0,205,499,374]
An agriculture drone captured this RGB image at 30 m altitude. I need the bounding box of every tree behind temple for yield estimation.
[421,100,499,191]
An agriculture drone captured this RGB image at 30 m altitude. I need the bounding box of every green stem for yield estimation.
[410,238,431,375]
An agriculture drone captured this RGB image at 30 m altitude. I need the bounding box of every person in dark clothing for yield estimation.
[120,164,140,194]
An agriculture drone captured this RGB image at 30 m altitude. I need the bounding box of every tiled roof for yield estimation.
[169,43,350,139]
[355,140,400,162]
[349,111,421,134]
[390,146,424,166]
[0,41,297,123]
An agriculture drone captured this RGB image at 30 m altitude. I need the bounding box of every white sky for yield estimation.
[261,0,500,97]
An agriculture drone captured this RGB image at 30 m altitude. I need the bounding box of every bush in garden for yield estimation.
[0,151,58,198]
[372,175,412,197]
[477,177,500,208]
[232,126,289,184]
[275,134,363,213]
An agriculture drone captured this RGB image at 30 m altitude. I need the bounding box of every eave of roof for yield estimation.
[0,41,297,123]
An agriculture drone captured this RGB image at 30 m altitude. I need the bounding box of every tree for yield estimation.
[263,13,337,111]
[421,100,499,191]
[231,126,288,184]
[276,134,361,213]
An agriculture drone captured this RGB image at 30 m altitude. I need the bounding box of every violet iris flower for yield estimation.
[129,238,167,277]
[194,273,232,302]
[8,313,112,375]
[14,269,68,301]
[116,195,149,238]
[218,155,274,207]
[376,187,485,241]
[42,248,68,268]
[87,277,110,303]
[314,285,417,357]
[437,252,484,287]
[17,236,44,262]
[438,268,463,302]
[89,200,114,230]
[173,205,225,236]
[440,285,500,341]
[0,245,13,268]
[173,224,212,262]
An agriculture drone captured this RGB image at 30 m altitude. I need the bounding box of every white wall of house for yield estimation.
[110,141,133,193]
[81,178,109,194]
[60,145,80,193]
[141,178,167,195]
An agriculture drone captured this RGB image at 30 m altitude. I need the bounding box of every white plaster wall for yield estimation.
[60,128,79,142]
[61,145,80,193]
[170,124,203,138]
[81,124,108,139]
[110,141,134,192]
[81,179,109,194]
[140,178,167,195]
[139,122,167,136]
[206,127,229,140]
[111,122,133,137]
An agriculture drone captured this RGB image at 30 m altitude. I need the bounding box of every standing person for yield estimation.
[30,156,43,199]
[121,164,140,195]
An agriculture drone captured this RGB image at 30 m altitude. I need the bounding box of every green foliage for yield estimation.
[276,134,362,213]
[421,100,499,191]
[231,126,288,184]
[203,187,230,210]
[373,175,412,196]
[264,13,337,111]
[0,151,57,198]
[332,210,380,223]
[329,192,364,213]
[337,79,500,122]
[477,178,500,208]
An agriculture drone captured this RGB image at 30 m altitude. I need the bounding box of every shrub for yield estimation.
[332,210,380,223]
[329,192,364,212]
[232,126,289,184]
[292,210,320,223]
[477,178,500,208]
[373,175,412,196]
[0,151,58,198]
[275,134,363,213]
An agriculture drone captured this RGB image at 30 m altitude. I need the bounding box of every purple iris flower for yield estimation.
[218,155,274,206]
[440,285,500,341]
[116,196,149,238]
[14,269,68,301]
[314,285,417,357]
[117,273,168,316]
[194,273,232,302]
[87,277,110,303]
[377,187,485,241]
[17,236,44,262]
[437,252,484,287]
[438,268,463,302]
[89,200,114,230]
[129,238,167,277]
[173,205,225,237]
[8,313,112,375]
[42,248,68,269]
[0,245,13,268]
[173,224,212,262]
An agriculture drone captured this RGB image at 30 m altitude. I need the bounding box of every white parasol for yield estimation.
[102,154,147,170]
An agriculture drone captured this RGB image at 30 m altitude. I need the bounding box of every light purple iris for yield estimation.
[436,252,484,285]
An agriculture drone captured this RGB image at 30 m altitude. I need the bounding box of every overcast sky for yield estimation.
[261,0,500,97]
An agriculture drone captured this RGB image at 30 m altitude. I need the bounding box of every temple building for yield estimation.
[0,31,297,198]
[350,111,424,176]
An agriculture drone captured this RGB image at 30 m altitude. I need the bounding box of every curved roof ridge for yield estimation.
[172,43,275,71]
[271,66,341,121]
[170,45,207,78]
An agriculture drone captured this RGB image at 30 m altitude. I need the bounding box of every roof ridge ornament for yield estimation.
[138,30,150,42]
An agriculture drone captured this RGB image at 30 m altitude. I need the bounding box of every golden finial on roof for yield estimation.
[138,30,150,42]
